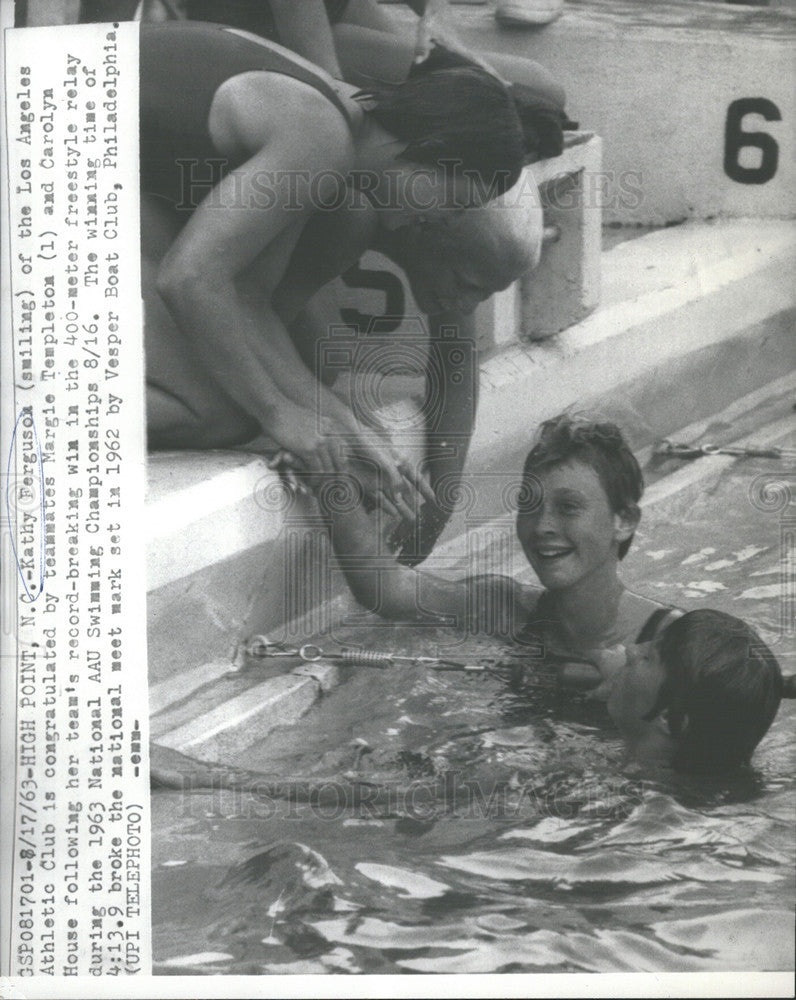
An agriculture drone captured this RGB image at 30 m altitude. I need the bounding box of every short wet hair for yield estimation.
[404,41,575,162]
[650,609,784,771]
[522,412,643,559]
[356,46,524,200]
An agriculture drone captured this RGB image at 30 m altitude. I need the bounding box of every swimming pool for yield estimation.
[150,435,795,976]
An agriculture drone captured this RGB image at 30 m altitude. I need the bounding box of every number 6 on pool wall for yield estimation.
[724,98,782,184]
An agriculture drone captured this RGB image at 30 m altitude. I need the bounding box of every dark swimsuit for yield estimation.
[139,21,353,208]
[510,592,683,703]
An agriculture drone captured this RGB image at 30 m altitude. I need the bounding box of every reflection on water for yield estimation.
[152,458,796,975]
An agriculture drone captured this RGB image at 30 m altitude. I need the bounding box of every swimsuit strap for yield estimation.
[521,593,685,650]
[635,606,684,644]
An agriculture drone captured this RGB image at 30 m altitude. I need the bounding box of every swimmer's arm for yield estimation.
[157,177,327,417]
[155,116,358,465]
[157,112,416,496]
[389,310,478,566]
[329,503,528,631]
[329,504,469,622]
[270,1,343,79]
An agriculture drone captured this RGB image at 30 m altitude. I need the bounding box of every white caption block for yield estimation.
[1,22,150,977]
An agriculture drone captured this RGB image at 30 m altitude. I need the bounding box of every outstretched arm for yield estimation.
[390,310,478,565]
[327,496,469,622]
[328,494,530,641]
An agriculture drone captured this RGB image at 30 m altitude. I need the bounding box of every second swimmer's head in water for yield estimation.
[607,609,793,771]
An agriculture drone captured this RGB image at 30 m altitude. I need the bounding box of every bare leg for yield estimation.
[333,22,414,84]
[333,7,564,106]
[338,0,400,32]
[487,49,566,108]
[141,193,259,449]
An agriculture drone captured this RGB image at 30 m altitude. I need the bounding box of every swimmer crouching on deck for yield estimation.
[139,21,525,518]
[142,169,545,550]
[322,411,795,769]
[279,191,545,555]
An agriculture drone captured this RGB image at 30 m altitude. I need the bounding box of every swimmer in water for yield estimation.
[324,411,679,681]
[597,609,794,771]
[139,21,525,516]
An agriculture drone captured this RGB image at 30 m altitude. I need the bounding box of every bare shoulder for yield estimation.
[209,71,356,167]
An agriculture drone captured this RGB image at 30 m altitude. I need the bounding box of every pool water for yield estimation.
[150,448,795,976]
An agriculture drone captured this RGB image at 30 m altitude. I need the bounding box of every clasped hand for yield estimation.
[266,400,434,525]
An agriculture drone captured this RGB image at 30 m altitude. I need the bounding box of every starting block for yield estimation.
[478,132,602,343]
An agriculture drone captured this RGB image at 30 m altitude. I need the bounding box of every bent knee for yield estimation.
[147,384,257,449]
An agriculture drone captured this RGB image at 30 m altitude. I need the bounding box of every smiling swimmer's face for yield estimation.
[515,460,637,592]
